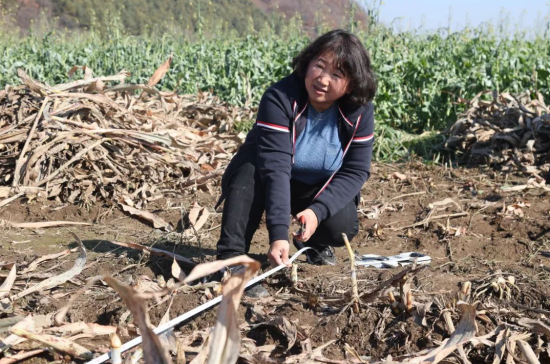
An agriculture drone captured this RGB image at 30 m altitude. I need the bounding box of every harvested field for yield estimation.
[1,70,550,364]
[1,162,550,363]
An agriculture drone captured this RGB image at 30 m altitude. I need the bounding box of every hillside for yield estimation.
[1,0,369,36]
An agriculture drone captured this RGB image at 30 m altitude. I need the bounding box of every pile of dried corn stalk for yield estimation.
[445,90,550,175]
[0,61,251,216]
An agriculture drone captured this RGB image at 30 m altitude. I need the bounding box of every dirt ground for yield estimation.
[1,161,550,363]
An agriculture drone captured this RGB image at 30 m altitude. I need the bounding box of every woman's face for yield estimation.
[304,52,350,112]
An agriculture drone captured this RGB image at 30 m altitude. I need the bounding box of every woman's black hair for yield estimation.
[292,29,377,105]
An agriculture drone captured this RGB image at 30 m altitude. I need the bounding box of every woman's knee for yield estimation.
[314,211,358,247]
[312,229,357,248]
[330,222,358,246]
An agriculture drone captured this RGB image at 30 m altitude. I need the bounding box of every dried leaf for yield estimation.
[101,276,170,364]
[409,302,476,364]
[176,339,187,364]
[67,65,93,80]
[172,259,187,281]
[0,264,16,299]
[10,327,92,359]
[493,328,508,364]
[21,250,71,274]
[0,316,24,335]
[251,316,297,350]
[390,172,407,180]
[517,339,540,364]
[193,207,210,231]
[412,301,433,327]
[58,71,127,92]
[507,205,524,218]
[46,322,116,336]
[11,233,86,301]
[0,349,46,364]
[109,240,195,266]
[147,54,173,88]
[189,203,202,226]
[189,334,210,364]
[517,318,550,337]
[183,256,261,364]
[120,204,172,231]
[2,220,92,229]
[17,69,51,95]
[158,296,177,353]
[360,265,428,303]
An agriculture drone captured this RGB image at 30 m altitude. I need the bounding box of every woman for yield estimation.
[215,29,376,269]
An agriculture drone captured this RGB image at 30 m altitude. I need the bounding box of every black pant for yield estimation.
[216,154,359,259]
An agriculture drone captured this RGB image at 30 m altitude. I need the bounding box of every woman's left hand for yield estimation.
[295,209,318,242]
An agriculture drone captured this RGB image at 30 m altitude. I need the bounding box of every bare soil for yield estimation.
[1,161,550,363]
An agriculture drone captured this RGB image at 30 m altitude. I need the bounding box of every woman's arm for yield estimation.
[255,88,293,243]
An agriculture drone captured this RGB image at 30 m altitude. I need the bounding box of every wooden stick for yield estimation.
[391,212,469,231]
[506,302,550,316]
[181,171,223,188]
[0,192,24,209]
[10,327,92,360]
[342,233,360,313]
[0,348,46,364]
[12,97,49,187]
[381,191,427,212]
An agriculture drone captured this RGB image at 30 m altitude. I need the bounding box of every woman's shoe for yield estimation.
[293,239,337,265]
[305,246,337,265]
[245,284,270,298]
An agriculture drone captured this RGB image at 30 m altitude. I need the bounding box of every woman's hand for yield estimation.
[295,208,319,242]
[267,240,292,267]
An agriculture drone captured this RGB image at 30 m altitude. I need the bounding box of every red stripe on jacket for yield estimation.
[257,121,290,131]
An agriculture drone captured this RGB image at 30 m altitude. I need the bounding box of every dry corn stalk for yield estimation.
[11,233,86,301]
[183,255,261,364]
[388,292,400,314]
[342,233,360,313]
[409,302,476,364]
[399,270,414,315]
[0,65,249,217]
[176,339,187,364]
[102,277,171,364]
[459,281,471,302]
[445,90,550,175]
[10,327,93,360]
[0,264,16,299]
[517,339,540,364]
[110,333,122,364]
[291,264,298,286]
[405,291,413,314]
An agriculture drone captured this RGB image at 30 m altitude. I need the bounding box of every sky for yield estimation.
[374,0,550,33]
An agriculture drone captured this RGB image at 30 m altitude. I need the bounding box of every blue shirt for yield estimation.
[291,104,344,184]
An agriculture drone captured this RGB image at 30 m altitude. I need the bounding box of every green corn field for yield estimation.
[1,16,549,162]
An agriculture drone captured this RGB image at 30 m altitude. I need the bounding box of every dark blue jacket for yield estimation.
[219,72,375,242]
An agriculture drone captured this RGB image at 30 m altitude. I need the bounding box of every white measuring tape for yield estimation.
[86,247,312,364]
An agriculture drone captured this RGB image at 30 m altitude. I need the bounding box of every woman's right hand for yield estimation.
[267,240,292,267]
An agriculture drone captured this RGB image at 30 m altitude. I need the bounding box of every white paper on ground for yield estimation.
[356,252,431,268]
